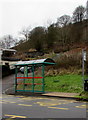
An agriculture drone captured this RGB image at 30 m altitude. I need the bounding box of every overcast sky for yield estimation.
[0,0,87,38]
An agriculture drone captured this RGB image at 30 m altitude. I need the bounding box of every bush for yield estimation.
[55,51,82,69]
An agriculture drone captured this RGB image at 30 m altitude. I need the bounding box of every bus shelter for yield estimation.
[15,58,55,93]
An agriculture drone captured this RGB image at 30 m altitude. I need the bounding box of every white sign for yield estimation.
[83,51,86,61]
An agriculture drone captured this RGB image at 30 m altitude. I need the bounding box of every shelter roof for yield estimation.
[15,58,55,66]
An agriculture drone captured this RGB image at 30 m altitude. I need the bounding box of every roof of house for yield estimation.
[0,48,16,52]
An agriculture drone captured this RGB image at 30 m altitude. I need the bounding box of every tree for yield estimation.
[29,27,46,51]
[72,6,85,23]
[57,15,71,27]
[46,24,59,49]
[0,35,17,49]
[56,15,71,47]
[86,1,88,19]
[0,40,6,49]
[20,26,31,41]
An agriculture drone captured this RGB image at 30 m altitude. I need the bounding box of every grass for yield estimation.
[75,91,88,100]
[16,74,88,100]
[17,74,88,93]
[45,74,84,93]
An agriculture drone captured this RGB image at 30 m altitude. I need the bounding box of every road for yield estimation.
[2,74,15,93]
[1,74,88,119]
[1,94,88,119]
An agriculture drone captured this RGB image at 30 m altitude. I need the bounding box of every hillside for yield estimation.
[14,19,88,54]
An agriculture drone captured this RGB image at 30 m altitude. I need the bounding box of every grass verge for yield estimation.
[17,74,88,99]
[45,74,83,93]
[75,91,88,100]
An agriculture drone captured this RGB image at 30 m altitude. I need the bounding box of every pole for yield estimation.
[32,65,34,92]
[82,49,84,90]
[42,64,45,93]
[23,66,28,91]
[15,66,17,93]
[82,49,86,90]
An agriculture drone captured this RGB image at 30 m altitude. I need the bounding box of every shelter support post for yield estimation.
[42,64,45,93]
[15,66,17,93]
[23,66,28,91]
[32,65,34,92]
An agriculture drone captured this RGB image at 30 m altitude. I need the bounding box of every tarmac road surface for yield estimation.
[1,74,88,119]
[2,74,15,93]
[1,94,88,119]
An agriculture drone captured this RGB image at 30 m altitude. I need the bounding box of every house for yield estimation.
[25,49,44,58]
[0,48,20,70]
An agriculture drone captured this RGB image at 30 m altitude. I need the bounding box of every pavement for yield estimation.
[42,92,79,99]
[4,87,79,100]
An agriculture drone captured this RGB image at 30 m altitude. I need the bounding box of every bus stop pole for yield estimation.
[82,49,86,90]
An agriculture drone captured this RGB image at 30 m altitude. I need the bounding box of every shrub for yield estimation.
[54,50,82,69]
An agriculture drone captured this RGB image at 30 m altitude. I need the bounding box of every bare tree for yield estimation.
[57,15,71,27]
[20,26,31,41]
[73,6,85,22]
[86,1,88,19]
[0,35,17,49]
[0,40,5,49]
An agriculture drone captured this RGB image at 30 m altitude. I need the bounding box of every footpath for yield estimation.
[4,87,80,100]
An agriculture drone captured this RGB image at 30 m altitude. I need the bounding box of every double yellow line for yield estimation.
[5,114,27,118]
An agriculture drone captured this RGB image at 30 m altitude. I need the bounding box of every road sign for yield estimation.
[83,51,86,61]
[82,49,87,90]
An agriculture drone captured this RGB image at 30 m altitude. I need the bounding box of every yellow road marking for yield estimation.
[15,96,25,98]
[75,105,86,108]
[81,105,86,106]
[7,95,14,97]
[36,97,48,100]
[18,104,32,106]
[51,100,75,105]
[2,100,16,104]
[36,102,61,106]
[9,102,16,103]
[51,99,75,102]
[48,107,69,110]
[5,114,27,118]
[18,97,34,100]
[18,97,48,101]
[0,101,8,104]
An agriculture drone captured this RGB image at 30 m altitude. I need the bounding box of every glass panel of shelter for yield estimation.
[15,64,44,93]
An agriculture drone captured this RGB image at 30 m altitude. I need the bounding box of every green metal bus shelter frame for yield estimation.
[14,58,55,93]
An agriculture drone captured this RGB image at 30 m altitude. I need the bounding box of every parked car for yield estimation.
[20,67,31,73]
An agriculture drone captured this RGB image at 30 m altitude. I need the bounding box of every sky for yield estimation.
[0,0,87,38]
